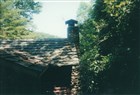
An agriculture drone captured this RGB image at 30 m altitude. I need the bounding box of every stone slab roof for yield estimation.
[0,38,79,73]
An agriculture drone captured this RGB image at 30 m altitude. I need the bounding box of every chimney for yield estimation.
[65,19,79,45]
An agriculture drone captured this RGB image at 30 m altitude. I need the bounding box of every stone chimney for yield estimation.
[65,19,79,45]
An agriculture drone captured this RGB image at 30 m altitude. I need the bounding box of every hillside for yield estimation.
[21,32,58,39]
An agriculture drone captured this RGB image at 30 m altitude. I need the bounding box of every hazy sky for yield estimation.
[32,2,81,38]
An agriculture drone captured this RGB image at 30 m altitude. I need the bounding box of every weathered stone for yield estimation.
[0,38,79,70]
[0,38,79,94]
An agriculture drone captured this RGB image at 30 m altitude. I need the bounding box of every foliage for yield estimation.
[77,2,92,23]
[78,0,140,94]
[0,0,41,39]
[14,0,42,20]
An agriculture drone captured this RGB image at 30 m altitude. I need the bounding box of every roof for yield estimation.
[0,38,79,73]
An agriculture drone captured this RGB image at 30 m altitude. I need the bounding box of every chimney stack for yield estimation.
[65,19,79,45]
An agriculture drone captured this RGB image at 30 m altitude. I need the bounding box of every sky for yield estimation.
[32,1,82,38]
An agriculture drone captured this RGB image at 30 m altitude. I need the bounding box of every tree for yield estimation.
[0,0,41,39]
[77,2,92,23]
[14,0,42,20]
[78,0,140,94]
[98,0,140,93]
[78,1,110,94]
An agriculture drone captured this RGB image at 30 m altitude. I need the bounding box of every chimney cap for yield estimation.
[65,19,78,26]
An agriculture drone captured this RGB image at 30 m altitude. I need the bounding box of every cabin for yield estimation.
[0,19,79,94]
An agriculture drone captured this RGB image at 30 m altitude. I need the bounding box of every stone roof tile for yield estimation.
[0,38,79,72]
